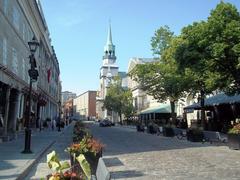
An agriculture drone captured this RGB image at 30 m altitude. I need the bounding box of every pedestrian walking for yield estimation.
[52,118,56,131]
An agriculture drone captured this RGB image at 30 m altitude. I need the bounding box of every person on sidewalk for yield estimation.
[52,118,56,131]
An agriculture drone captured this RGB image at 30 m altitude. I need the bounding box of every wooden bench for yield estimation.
[91,157,111,180]
[203,131,227,143]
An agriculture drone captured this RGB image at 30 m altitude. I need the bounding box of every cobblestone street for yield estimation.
[90,123,240,180]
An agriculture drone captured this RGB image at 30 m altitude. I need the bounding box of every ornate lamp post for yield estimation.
[22,36,39,154]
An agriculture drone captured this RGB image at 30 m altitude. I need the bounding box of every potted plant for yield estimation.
[46,150,90,180]
[228,123,240,150]
[66,135,104,175]
[72,122,90,142]
[186,128,204,142]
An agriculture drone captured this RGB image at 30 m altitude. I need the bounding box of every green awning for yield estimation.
[140,104,171,114]
[184,93,240,110]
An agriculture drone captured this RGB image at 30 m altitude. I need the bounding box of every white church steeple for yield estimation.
[100,22,119,95]
[97,22,119,121]
[106,23,113,45]
[103,23,116,62]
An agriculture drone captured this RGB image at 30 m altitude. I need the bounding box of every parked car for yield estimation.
[99,119,114,127]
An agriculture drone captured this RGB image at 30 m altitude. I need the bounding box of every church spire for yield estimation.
[104,22,115,58]
[106,23,113,45]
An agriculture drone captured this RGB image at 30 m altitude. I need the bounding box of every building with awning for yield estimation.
[184,93,240,111]
[140,104,171,114]
[139,103,173,125]
[184,93,240,132]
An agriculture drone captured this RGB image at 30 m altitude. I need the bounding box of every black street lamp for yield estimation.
[22,36,39,154]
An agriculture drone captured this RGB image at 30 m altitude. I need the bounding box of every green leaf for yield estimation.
[76,154,91,180]
[50,161,60,171]
[47,151,56,164]
[59,161,70,171]
[47,151,60,171]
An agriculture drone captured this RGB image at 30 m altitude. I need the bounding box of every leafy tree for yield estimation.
[175,21,213,129]
[205,1,240,93]
[103,77,134,124]
[151,25,174,57]
[130,26,191,125]
[175,2,240,129]
[122,90,135,120]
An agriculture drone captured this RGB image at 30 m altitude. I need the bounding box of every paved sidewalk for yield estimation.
[26,122,74,180]
[0,125,72,180]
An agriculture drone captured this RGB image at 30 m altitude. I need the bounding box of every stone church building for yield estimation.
[96,24,120,122]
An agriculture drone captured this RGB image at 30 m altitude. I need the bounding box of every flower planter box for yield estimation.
[163,127,174,137]
[70,150,102,176]
[228,134,240,150]
[187,129,204,142]
[46,173,82,180]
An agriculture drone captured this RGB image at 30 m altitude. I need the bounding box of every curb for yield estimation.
[16,139,56,180]
[16,125,72,180]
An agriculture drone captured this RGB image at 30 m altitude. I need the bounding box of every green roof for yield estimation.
[140,104,171,114]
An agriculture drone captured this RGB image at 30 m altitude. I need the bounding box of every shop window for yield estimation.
[22,58,26,81]
[22,23,26,42]
[12,6,20,31]
[3,0,8,15]
[3,38,7,66]
[12,47,18,74]
[0,38,2,64]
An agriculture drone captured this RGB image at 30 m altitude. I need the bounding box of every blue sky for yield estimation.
[40,0,240,95]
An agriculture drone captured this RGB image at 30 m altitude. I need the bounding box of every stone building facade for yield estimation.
[61,91,76,104]
[0,0,61,140]
[73,91,96,120]
[62,98,73,121]
[127,58,160,112]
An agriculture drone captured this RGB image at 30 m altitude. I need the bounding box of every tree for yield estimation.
[175,2,240,129]
[175,21,213,129]
[121,90,135,120]
[205,1,240,94]
[130,26,191,125]
[151,25,174,57]
[103,77,134,124]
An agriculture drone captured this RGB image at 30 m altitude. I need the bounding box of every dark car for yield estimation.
[99,119,114,127]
